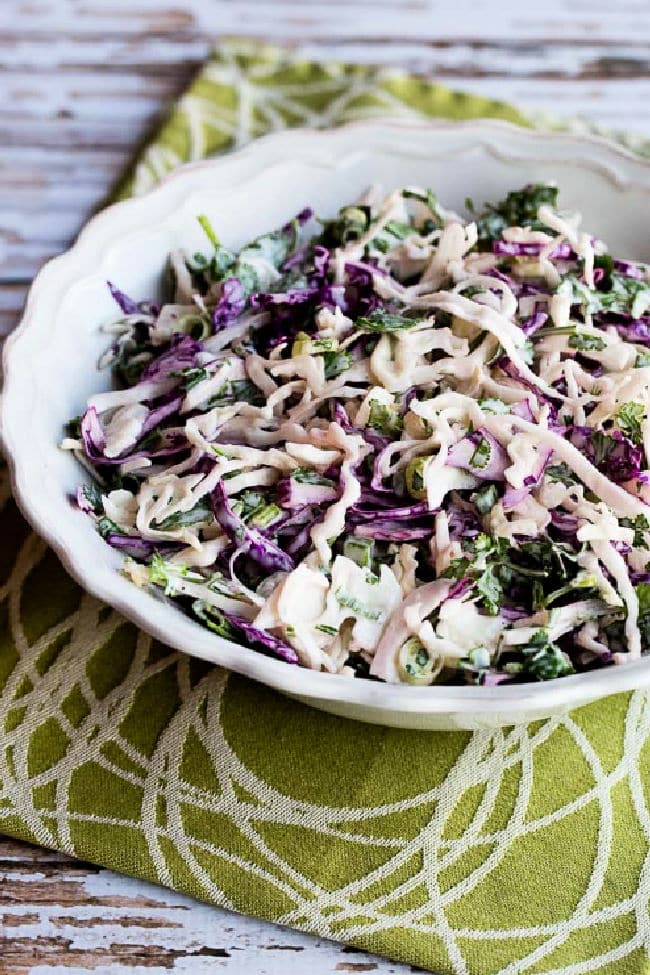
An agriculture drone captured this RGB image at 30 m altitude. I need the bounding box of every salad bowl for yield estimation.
[4,118,650,730]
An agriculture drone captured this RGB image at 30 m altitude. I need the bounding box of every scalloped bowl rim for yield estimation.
[3,118,650,725]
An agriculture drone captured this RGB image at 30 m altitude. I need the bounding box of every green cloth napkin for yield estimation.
[3,38,650,975]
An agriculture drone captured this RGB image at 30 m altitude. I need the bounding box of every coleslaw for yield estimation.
[61,183,650,685]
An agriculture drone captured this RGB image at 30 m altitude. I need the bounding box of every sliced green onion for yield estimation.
[398,637,437,685]
[405,457,429,499]
[335,588,381,621]
[248,503,282,529]
[292,332,339,356]
[343,536,374,569]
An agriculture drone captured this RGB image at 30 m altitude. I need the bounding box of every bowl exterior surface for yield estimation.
[4,119,650,729]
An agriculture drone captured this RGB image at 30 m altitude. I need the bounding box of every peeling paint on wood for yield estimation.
[0,839,412,974]
[1,1,649,970]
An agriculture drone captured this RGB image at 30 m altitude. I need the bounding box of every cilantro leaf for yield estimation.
[520,629,575,680]
[476,564,503,616]
[357,309,423,332]
[291,467,337,487]
[96,515,123,539]
[616,402,645,445]
[154,499,212,531]
[620,515,650,548]
[191,600,238,640]
[475,183,558,246]
[474,483,499,515]
[636,583,650,647]
[546,463,576,486]
[563,270,650,320]
[80,482,104,514]
[172,366,209,390]
[323,350,352,379]
[635,351,650,368]
[368,401,403,437]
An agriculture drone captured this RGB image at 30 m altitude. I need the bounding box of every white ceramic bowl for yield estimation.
[3,119,650,730]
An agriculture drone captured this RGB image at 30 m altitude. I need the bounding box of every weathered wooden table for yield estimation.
[1,2,650,971]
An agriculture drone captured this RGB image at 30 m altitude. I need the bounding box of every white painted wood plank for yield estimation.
[2,36,649,73]
[4,0,650,42]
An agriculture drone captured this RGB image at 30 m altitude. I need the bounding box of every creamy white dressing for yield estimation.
[74,183,649,679]
[102,403,149,459]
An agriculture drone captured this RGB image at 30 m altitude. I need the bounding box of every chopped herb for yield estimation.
[532,579,546,611]
[323,350,352,379]
[96,515,123,539]
[590,430,614,469]
[463,646,491,671]
[335,588,381,621]
[563,270,650,319]
[398,636,435,683]
[402,188,443,228]
[593,253,615,288]
[315,624,339,637]
[635,351,650,368]
[474,483,499,515]
[476,564,503,616]
[191,600,237,640]
[343,536,374,569]
[197,214,220,250]
[568,333,606,352]
[405,456,428,499]
[479,398,510,415]
[231,490,266,520]
[207,379,265,408]
[368,400,403,437]
[616,401,645,445]
[239,228,295,272]
[150,553,192,594]
[357,309,422,332]
[444,534,582,616]
[475,183,559,246]
[383,220,414,240]
[620,515,650,548]
[65,415,82,439]
[517,538,579,578]
[172,366,209,390]
[154,499,212,531]
[520,629,575,680]
[248,503,282,530]
[292,468,336,487]
[212,248,236,280]
[292,331,339,356]
[323,205,371,246]
[545,578,598,606]
[469,436,492,471]
[546,463,576,486]
[636,583,650,647]
[80,482,103,514]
